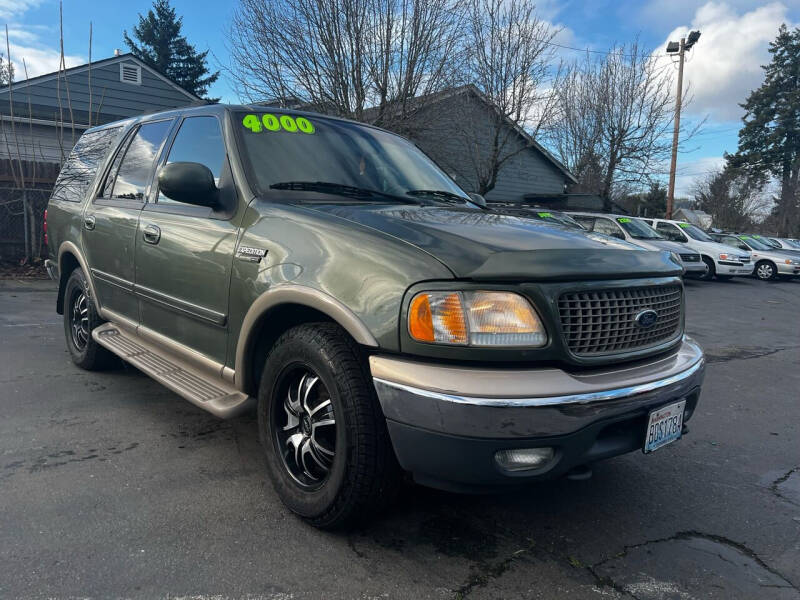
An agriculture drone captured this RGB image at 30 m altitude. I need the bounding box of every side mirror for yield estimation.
[612,231,625,240]
[158,162,219,207]
[468,193,487,208]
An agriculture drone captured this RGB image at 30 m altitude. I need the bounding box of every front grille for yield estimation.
[558,285,682,356]
[679,253,700,262]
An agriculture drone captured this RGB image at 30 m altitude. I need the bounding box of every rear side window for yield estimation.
[51,127,121,202]
[107,120,172,202]
[593,218,622,237]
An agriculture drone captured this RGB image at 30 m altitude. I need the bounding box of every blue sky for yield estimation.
[3,0,799,196]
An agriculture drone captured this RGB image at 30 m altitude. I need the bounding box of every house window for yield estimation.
[119,62,142,85]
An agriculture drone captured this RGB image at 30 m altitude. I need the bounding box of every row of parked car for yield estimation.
[492,205,800,282]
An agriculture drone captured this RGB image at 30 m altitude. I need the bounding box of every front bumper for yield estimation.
[716,261,754,276]
[371,337,705,492]
[776,262,800,276]
[681,261,707,275]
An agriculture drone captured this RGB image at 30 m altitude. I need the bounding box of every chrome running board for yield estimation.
[93,323,254,418]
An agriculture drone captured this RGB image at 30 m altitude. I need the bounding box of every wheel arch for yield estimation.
[56,242,95,315]
[235,286,379,396]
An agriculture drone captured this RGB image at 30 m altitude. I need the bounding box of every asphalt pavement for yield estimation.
[1,275,799,599]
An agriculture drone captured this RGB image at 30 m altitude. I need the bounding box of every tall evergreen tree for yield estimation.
[728,25,800,236]
[124,0,219,100]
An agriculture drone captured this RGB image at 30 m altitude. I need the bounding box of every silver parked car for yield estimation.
[712,233,800,280]
[569,212,708,277]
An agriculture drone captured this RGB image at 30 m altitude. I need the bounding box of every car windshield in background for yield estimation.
[616,217,662,239]
[236,111,472,204]
[740,235,773,251]
[677,223,714,242]
[533,211,585,229]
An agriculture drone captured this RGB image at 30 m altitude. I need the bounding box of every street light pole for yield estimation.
[666,38,685,220]
[665,30,700,220]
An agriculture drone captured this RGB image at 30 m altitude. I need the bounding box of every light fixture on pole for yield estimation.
[665,30,700,220]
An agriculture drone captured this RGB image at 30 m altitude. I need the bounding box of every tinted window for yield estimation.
[593,218,623,238]
[51,127,121,202]
[158,116,225,204]
[110,120,172,201]
[657,222,687,242]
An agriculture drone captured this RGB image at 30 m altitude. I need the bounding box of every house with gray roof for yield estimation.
[0,52,201,181]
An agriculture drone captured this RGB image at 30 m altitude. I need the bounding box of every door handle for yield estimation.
[84,214,96,230]
[142,224,161,245]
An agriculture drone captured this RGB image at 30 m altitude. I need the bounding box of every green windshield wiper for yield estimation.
[270,181,418,204]
[406,189,474,205]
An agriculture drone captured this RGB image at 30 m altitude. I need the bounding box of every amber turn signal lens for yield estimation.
[408,292,468,344]
[409,293,435,342]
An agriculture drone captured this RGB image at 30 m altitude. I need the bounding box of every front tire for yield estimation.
[755,260,776,281]
[257,323,399,529]
[63,269,116,370]
[699,257,715,281]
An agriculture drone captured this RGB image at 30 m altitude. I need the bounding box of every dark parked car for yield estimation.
[45,105,705,528]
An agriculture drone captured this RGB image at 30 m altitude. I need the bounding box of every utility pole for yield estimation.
[665,30,700,219]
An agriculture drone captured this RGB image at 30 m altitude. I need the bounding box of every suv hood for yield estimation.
[307,203,682,280]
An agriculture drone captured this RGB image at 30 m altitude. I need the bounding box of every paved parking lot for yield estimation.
[1,276,799,599]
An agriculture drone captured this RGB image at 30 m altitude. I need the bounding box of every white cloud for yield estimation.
[8,42,83,78]
[5,26,84,79]
[662,2,797,121]
[0,0,41,20]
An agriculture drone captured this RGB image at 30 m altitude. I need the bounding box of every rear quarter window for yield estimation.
[51,127,122,202]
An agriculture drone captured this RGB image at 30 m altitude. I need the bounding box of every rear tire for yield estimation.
[62,269,116,370]
[699,257,715,281]
[755,261,776,281]
[257,323,400,529]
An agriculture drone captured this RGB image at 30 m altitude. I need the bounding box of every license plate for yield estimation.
[643,400,686,453]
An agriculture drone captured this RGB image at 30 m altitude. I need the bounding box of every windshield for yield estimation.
[532,211,585,229]
[676,222,714,242]
[740,235,773,251]
[616,217,663,239]
[236,111,471,202]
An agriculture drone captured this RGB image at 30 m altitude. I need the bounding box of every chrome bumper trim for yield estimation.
[374,356,704,408]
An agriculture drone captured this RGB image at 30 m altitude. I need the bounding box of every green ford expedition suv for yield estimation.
[45,105,705,528]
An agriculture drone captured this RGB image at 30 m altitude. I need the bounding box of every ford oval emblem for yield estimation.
[635,309,658,329]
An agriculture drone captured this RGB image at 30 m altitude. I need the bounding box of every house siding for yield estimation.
[0,121,86,164]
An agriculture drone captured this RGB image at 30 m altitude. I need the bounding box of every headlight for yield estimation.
[408,291,547,347]
[669,252,682,265]
[718,253,735,260]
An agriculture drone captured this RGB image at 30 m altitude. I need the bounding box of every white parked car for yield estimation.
[711,233,800,281]
[569,212,708,277]
[638,219,753,281]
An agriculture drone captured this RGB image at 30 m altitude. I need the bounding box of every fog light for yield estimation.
[494,447,555,472]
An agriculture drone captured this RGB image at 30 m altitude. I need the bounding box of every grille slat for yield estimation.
[558,285,683,355]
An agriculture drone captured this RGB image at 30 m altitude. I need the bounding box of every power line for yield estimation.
[544,40,674,60]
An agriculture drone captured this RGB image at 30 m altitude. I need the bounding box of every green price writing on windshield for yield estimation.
[617,218,631,223]
[678,222,691,228]
[537,212,553,218]
[242,113,315,135]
